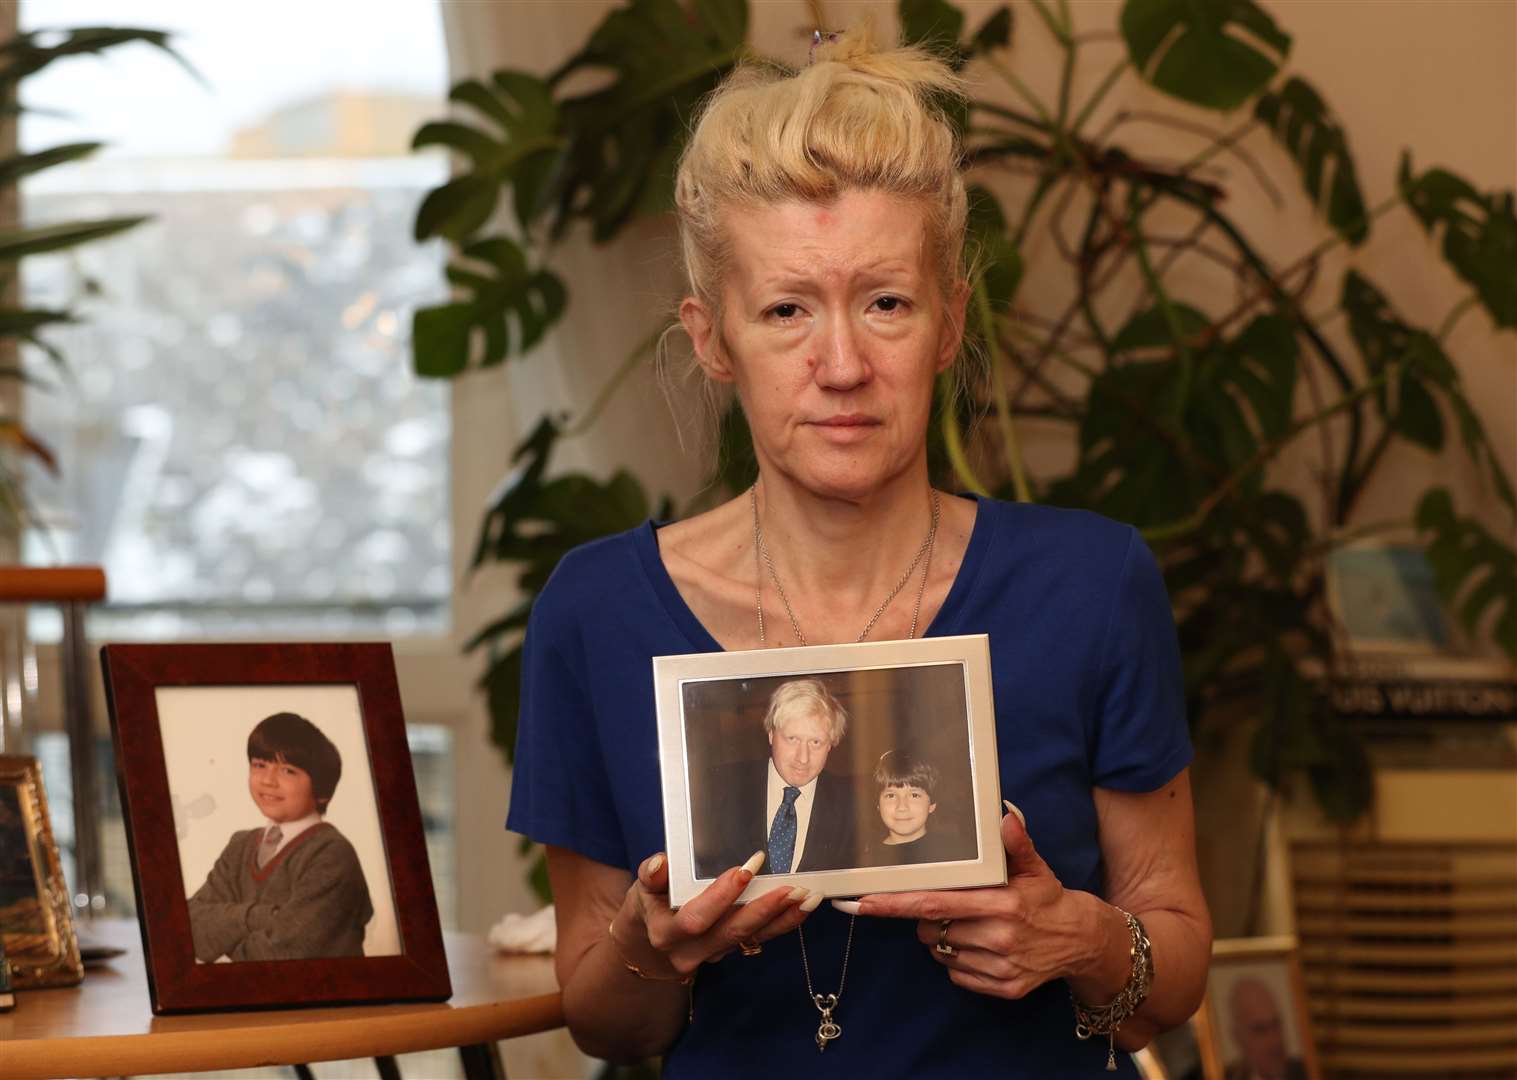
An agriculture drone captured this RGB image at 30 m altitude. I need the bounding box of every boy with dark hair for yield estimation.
[187,712,373,962]
[867,750,968,866]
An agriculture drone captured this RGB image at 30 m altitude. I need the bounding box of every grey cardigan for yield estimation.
[187,822,374,962]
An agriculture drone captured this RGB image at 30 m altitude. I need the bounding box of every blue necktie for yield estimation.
[767,786,802,873]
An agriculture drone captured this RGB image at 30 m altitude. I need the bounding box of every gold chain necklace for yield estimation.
[748,482,941,1052]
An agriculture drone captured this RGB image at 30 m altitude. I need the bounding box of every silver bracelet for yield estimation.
[1071,908,1153,1072]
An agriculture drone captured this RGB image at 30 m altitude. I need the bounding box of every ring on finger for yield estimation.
[934,918,956,957]
[739,940,762,957]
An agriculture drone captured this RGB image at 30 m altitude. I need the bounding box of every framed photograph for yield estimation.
[1326,542,1455,655]
[101,642,450,1013]
[1195,936,1321,1080]
[0,755,83,988]
[654,634,1005,907]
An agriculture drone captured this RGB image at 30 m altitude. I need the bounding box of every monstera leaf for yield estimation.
[1417,488,1517,660]
[1254,77,1367,245]
[1120,0,1290,111]
[1399,155,1517,329]
[411,236,566,376]
[1342,271,1514,512]
[549,0,748,241]
[412,71,561,239]
[465,417,670,769]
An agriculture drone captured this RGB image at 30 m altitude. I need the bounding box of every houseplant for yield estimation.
[411,0,1516,896]
[0,24,188,527]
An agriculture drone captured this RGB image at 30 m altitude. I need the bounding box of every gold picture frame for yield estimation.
[0,754,83,988]
[1195,936,1320,1080]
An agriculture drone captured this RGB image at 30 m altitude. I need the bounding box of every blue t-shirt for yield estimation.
[507,496,1190,1077]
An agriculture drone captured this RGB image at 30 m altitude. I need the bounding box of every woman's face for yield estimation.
[683,190,964,501]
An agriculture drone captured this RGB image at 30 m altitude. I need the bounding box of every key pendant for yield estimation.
[812,993,842,1052]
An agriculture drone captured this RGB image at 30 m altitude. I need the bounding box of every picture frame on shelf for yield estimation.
[1195,936,1320,1080]
[0,754,83,988]
[1326,542,1457,656]
[100,642,450,1013]
[654,634,1004,907]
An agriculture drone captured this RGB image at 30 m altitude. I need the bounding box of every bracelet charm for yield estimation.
[1070,908,1153,1071]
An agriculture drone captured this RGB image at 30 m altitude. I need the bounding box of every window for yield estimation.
[19,0,451,638]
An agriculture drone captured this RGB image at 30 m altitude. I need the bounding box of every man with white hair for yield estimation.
[696,678,857,877]
[1224,976,1307,1080]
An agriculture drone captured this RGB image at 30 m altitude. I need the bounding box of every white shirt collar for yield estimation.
[264,811,323,853]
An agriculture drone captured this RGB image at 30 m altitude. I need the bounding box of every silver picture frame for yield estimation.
[654,634,1005,906]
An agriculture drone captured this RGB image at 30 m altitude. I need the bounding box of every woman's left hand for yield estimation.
[844,803,1113,1000]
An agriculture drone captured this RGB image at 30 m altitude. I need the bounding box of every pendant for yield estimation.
[812,992,842,1052]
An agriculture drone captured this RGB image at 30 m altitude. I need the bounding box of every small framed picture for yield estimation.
[101,643,450,1013]
[654,634,1005,907]
[1326,542,1455,655]
[0,754,83,988]
[1195,936,1321,1080]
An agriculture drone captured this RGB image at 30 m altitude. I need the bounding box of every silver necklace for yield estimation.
[749,484,941,648]
[748,482,940,1052]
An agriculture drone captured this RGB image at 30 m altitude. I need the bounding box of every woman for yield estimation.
[507,26,1211,1076]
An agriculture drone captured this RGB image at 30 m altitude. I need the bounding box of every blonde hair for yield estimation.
[661,25,972,456]
[675,24,968,310]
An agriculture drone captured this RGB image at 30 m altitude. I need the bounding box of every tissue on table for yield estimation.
[488,904,556,954]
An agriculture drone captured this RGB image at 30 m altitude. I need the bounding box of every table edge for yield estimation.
[3,991,566,1080]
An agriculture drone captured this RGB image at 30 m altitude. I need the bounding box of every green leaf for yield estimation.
[0,217,148,260]
[1416,489,1517,660]
[412,70,561,239]
[966,185,1023,308]
[900,0,967,59]
[413,176,500,244]
[970,6,1014,56]
[1307,728,1373,824]
[1399,154,1517,329]
[463,417,672,767]
[0,27,201,91]
[551,0,748,241]
[411,235,567,376]
[1111,303,1210,353]
[1339,271,1512,466]
[1120,0,1291,111]
[0,142,100,186]
[1253,77,1367,245]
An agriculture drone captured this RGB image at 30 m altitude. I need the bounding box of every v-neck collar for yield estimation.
[632,494,998,653]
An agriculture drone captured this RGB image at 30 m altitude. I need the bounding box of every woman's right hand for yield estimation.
[613,850,822,978]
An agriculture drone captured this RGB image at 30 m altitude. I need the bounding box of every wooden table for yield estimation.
[0,919,564,1080]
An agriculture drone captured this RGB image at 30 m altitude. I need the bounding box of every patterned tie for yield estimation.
[767,786,802,873]
[257,825,283,869]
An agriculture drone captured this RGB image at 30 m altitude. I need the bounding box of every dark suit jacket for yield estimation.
[693,760,858,878]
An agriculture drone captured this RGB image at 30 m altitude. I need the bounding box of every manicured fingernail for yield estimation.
[645,853,664,875]
[740,850,765,877]
[788,886,809,902]
[800,890,824,912]
[1003,799,1026,827]
[831,899,862,915]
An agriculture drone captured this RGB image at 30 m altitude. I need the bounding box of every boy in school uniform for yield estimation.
[187,712,373,962]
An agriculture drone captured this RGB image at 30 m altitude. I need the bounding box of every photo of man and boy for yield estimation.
[158,685,400,963]
[685,665,979,880]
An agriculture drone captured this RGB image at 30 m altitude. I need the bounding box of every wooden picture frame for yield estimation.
[1195,936,1321,1080]
[101,642,450,1013]
[0,754,83,988]
[654,634,1005,907]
